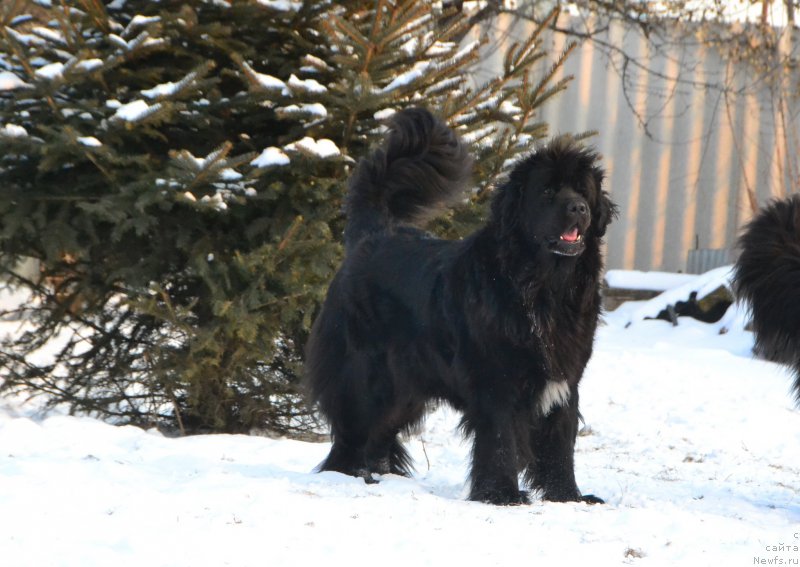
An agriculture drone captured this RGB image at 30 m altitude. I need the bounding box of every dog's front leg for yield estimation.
[465,408,528,505]
[525,387,603,504]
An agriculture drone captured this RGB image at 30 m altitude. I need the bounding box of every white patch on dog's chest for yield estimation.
[538,380,571,415]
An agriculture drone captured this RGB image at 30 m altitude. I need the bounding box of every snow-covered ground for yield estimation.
[1,269,798,566]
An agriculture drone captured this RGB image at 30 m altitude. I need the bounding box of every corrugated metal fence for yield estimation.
[476,13,800,272]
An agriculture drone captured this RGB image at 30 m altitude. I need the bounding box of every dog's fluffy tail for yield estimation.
[344,108,472,249]
[732,194,800,403]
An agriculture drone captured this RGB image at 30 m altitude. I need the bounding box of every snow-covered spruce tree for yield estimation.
[0,1,574,434]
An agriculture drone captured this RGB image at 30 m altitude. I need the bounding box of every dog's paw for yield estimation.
[354,469,380,485]
[471,488,530,506]
[579,493,605,505]
[540,486,603,504]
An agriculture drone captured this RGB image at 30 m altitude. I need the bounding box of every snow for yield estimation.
[75,59,103,72]
[427,40,457,56]
[381,60,431,93]
[605,269,700,292]
[251,146,290,168]
[31,26,65,45]
[1,124,28,137]
[34,62,64,80]
[612,265,737,325]
[129,15,161,26]
[141,81,181,99]
[141,37,166,49]
[462,0,489,17]
[374,108,397,121]
[452,39,481,63]
[0,269,798,566]
[142,69,203,100]
[108,34,130,50]
[108,32,163,52]
[180,148,223,170]
[287,74,327,94]
[112,100,159,122]
[77,136,102,147]
[5,28,44,47]
[284,137,341,159]
[254,73,288,93]
[0,71,31,91]
[499,100,523,116]
[200,193,227,211]
[220,168,242,181]
[299,54,331,73]
[277,103,328,119]
[123,15,161,36]
[257,0,302,12]
[476,94,502,112]
[400,36,419,55]
[461,124,497,146]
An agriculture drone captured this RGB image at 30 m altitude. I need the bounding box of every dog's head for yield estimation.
[491,137,617,258]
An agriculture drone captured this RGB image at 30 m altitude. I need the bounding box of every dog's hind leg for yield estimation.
[317,353,410,483]
[365,431,413,476]
[322,427,413,483]
[314,360,381,482]
[318,429,378,483]
[363,398,425,476]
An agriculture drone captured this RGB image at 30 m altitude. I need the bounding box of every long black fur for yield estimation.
[305,108,617,505]
[732,194,800,404]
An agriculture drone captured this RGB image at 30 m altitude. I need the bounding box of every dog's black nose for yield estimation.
[567,200,588,216]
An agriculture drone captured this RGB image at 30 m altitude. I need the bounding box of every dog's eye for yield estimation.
[542,188,555,199]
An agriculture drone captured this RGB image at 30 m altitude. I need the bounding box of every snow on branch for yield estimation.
[75,59,103,72]
[380,61,431,93]
[122,15,161,38]
[108,31,166,53]
[284,137,341,159]
[140,63,214,100]
[256,0,302,12]
[111,99,162,122]
[239,60,290,95]
[30,26,66,47]
[0,71,31,91]
[34,62,65,80]
[287,74,327,95]
[1,124,28,137]
[77,136,102,147]
[275,103,328,120]
[251,147,291,168]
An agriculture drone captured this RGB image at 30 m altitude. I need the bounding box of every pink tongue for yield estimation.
[561,227,579,242]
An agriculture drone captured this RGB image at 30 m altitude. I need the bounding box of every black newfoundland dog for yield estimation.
[733,194,800,404]
[306,108,617,505]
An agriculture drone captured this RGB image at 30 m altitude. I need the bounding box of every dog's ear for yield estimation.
[490,179,522,240]
[593,189,618,237]
[591,167,617,237]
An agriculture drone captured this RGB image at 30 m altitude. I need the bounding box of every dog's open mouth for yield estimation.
[550,225,585,256]
[561,226,581,243]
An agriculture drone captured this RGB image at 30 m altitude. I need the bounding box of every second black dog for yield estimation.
[733,194,800,404]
